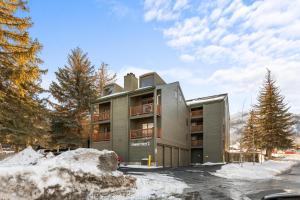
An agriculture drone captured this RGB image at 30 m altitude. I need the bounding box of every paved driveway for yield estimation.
[120,164,300,200]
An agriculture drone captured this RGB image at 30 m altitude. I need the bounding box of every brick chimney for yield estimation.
[124,73,138,91]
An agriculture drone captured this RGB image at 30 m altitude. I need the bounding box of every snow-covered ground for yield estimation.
[120,164,162,169]
[0,147,187,200]
[112,172,187,200]
[213,154,300,180]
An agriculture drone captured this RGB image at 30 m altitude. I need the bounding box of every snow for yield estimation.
[0,147,132,199]
[0,146,44,166]
[120,164,162,169]
[111,172,188,200]
[0,146,187,199]
[213,159,299,180]
[202,162,226,166]
[186,95,226,106]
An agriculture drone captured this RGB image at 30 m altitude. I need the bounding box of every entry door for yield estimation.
[191,149,203,164]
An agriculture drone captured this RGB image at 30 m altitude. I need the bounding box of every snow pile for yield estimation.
[202,162,225,166]
[213,160,298,180]
[0,147,136,199]
[0,146,44,166]
[111,173,188,200]
[283,153,300,161]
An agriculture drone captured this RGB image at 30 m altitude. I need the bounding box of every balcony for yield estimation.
[191,125,203,133]
[191,110,203,118]
[130,103,161,116]
[130,128,153,139]
[93,111,110,122]
[92,132,110,142]
[191,140,203,147]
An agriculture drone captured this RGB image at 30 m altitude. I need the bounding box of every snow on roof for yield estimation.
[186,94,227,106]
[94,86,154,102]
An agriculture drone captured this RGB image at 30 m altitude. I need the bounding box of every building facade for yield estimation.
[187,94,230,164]
[90,72,229,166]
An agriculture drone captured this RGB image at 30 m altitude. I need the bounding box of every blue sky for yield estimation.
[28,0,300,114]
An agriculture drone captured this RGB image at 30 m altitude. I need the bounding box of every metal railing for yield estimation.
[191,110,203,117]
[93,111,110,122]
[130,103,161,116]
[191,140,203,147]
[130,128,154,139]
[92,132,110,142]
[191,125,203,132]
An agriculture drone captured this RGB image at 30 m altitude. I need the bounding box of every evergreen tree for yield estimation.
[241,109,261,151]
[255,69,294,158]
[50,48,97,147]
[95,62,116,96]
[0,0,49,149]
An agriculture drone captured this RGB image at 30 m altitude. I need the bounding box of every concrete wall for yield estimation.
[112,96,129,161]
[203,101,224,163]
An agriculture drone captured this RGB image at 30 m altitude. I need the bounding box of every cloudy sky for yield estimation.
[28,0,300,114]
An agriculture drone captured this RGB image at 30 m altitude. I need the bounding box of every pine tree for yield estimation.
[241,109,261,151]
[0,0,49,149]
[95,62,116,96]
[255,69,294,158]
[50,47,97,147]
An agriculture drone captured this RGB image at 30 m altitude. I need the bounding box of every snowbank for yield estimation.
[0,147,188,200]
[202,162,225,166]
[213,160,298,180]
[0,146,44,166]
[111,173,188,200]
[0,147,135,199]
[120,164,162,169]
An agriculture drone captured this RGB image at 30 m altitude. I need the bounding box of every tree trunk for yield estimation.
[266,148,272,159]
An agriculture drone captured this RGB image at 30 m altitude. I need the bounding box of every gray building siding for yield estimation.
[203,101,224,163]
[112,96,129,161]
[159,83,189,148]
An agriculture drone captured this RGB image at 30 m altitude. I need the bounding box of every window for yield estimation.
[142,123,153,129]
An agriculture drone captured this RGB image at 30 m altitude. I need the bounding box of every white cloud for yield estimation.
[144,0,189,22]
[143,0,300,113]
[179,54,195,62]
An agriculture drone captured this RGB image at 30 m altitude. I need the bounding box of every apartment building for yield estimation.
[90,72,229,166]
[187,94,230,164]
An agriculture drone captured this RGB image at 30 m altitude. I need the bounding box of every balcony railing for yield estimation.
[130,103,161,116]
[191,125,203,133]
[191,110,203,117]
[93,111,110,122]
[191,140,203,147]
[130,128,153,139]
[92,132,110,142]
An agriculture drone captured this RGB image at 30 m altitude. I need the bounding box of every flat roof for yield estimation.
[186,93,227,106]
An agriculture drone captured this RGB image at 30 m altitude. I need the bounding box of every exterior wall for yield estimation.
[112,96,129,161]
[158,83,189,149]
[129,140,154,162]
[92,141,111,150]
[155,83,190,167]
[224,97,230,152]
[203,101,224,163]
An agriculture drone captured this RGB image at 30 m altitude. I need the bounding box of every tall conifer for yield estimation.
[255,70,294,157]
[0,0,48,148]
[241,109,261,151]
[50,48,97,146]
